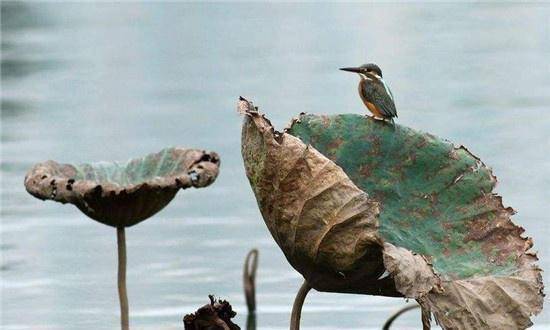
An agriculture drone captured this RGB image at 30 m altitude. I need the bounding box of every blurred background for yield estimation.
[1,2,549,329]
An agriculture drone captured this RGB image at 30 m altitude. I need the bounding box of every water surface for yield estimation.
[2,3,549,329]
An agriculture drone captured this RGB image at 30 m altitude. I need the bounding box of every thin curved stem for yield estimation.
[117,227,129,330]
[243,249,259,313]
[382,304,420,330]
[289,280,311,330]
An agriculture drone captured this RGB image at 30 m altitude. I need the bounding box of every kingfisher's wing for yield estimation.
[364,79,398,118]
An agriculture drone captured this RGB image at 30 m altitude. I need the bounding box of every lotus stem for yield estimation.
[246,313,257,330]
[243,249,259,313]
[421,307,431,330]
[382,303,420,329]
[117,227,129,330]
[289,280,311,330]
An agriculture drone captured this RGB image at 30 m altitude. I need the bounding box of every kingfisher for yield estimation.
[340,63,398,122]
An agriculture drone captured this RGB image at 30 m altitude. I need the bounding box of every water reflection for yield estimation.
[2,2,549,329]
[1,2,59,79]
[1,100,31,119]
[1,57,60,79]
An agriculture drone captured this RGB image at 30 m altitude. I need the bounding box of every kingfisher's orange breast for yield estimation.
[365,101,383,118]
[358,82,383,118]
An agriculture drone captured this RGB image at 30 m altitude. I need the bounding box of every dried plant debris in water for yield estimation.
[24,147,220,227]
[183,295,240,330]
[239,97,543,330]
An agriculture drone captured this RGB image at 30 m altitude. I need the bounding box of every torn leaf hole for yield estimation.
[199,154,211,162]
[377,269,391,280]
[189,171,199,184]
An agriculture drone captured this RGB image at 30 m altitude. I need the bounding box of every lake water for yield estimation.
[2,2,549,329]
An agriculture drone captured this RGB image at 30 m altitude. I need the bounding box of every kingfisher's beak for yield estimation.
[340,67,362,73]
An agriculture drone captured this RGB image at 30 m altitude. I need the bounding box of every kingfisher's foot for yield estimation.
[365,114,380,120]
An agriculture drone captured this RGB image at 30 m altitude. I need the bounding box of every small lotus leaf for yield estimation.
[25,147,220,227]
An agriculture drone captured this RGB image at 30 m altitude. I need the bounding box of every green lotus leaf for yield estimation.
[239,98,543,329]
[25,147,220,227]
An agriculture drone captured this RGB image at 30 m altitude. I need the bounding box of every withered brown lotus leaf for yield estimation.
[24,147,220,227]
[239,98,543,329]
[241,102,397,296]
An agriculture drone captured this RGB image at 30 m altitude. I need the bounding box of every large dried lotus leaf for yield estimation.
[240,97,543,329]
